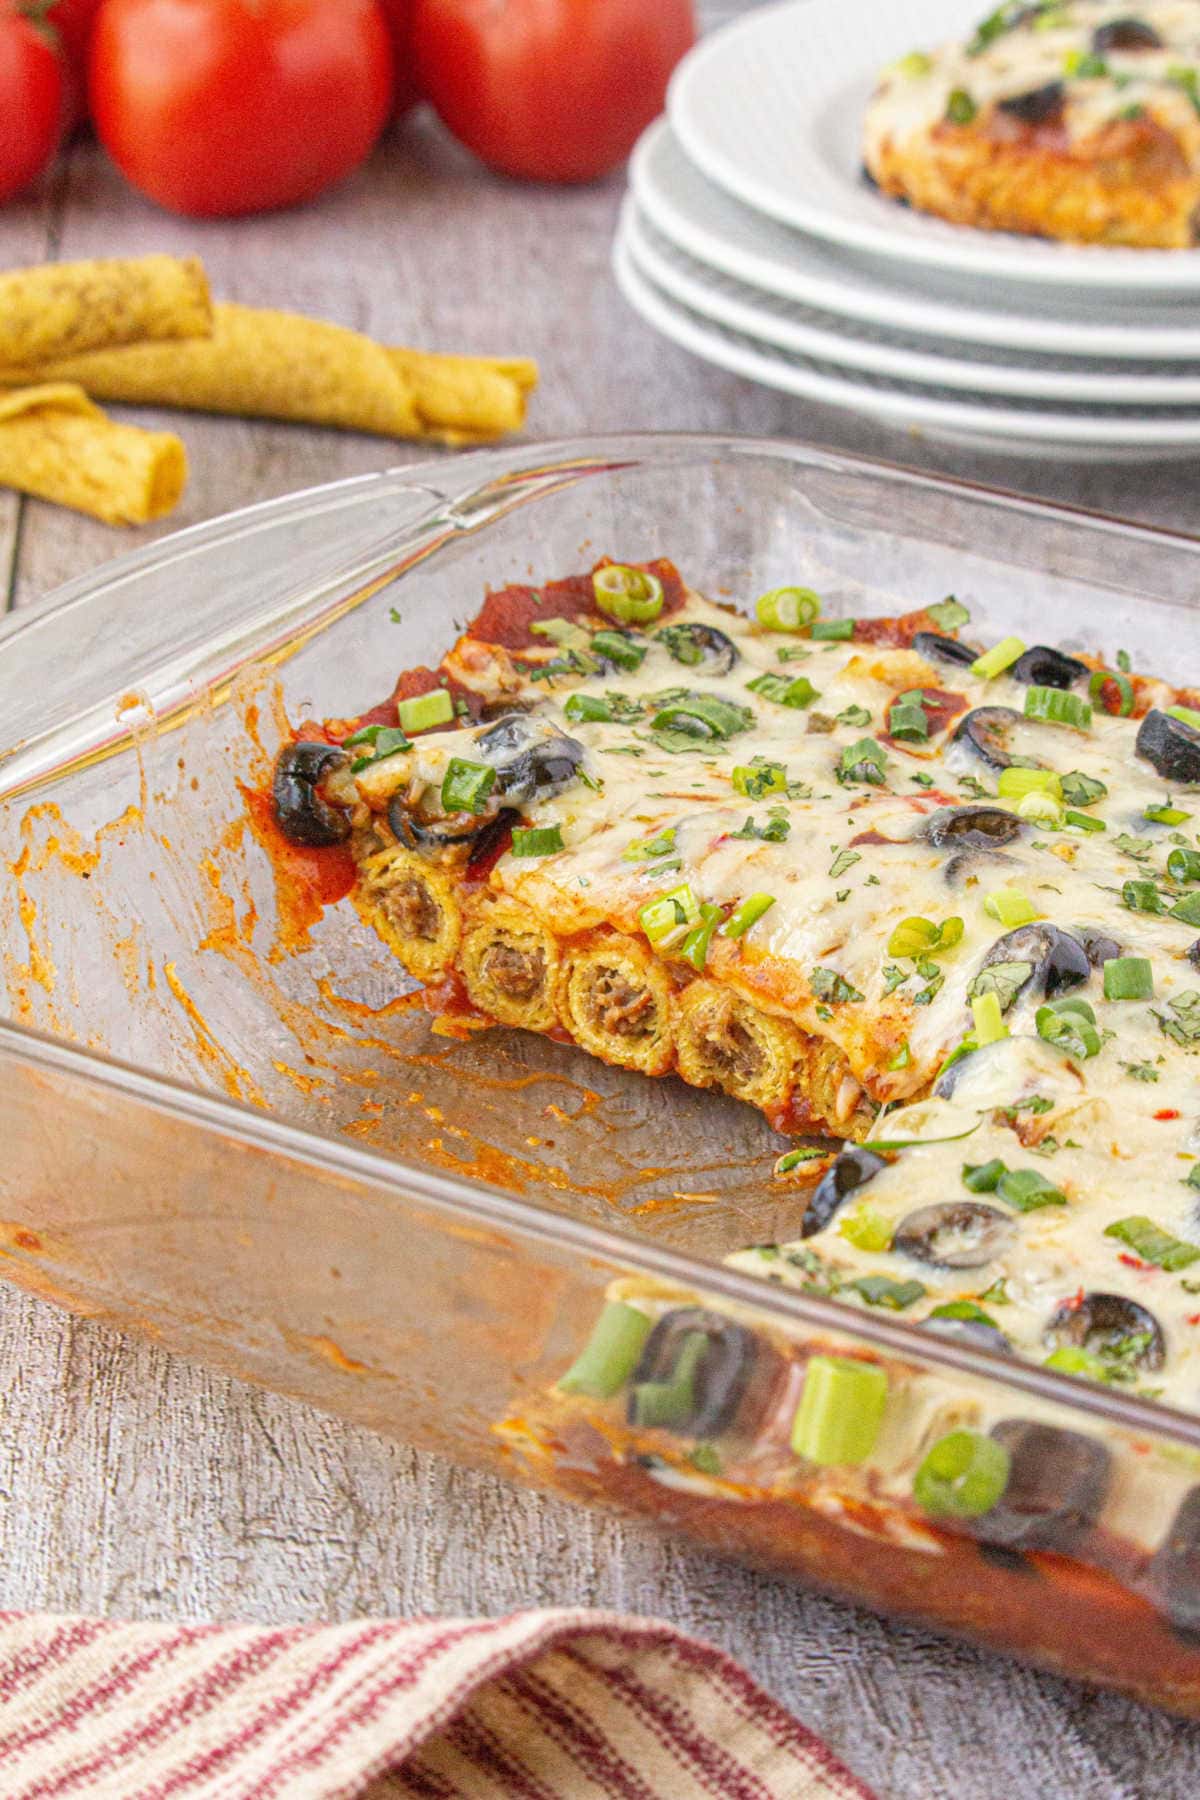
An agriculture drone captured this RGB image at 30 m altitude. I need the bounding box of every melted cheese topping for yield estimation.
[866,1,1200,157]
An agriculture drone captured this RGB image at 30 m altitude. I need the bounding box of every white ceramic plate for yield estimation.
[632,119,1200,362]
[613,220,1200,459]
[622,197,1200,404]
[669,0,1200,292]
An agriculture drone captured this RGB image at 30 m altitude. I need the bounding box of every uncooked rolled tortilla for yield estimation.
[0,256,212,368]
[0,303,536,444]
[0,385,187,525]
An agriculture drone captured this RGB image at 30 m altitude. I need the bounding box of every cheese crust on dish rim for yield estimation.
[864,2,1200,247]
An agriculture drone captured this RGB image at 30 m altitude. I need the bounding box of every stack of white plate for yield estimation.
[616,0,1200,459]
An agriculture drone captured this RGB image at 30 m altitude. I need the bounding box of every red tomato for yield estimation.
[89,0,395,218]
[0,2,64,202]
[377,0,421,120]
[51,0,103,127]
[412,0,696,183]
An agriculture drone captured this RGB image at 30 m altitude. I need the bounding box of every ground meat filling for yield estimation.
[485,942,545,1001]
[591,968,655,1038]
[386,876,440,942]
[709,1019,764,1088]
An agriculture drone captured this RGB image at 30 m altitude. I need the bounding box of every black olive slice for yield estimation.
[388,796,489,853]
[1150,1486,1200,1642]
[980,1420,1112,1553]
[979,922,1091,1001]
[952,706,1038,772]
[997,81,1065,126]
[911,631,978,669]
[1077,928,1123,969]
[1092,17,1163,52]
[476,714,586,804]
[801,1146,886,1239]
[1009,644,1087,689]
[627,1308,757,1438]
[655,621,739,675]
[1136,709,1200,786]
[1189,939,1200,971]
[893,1202,1014,1270]
[925,803,1024,850]
[922,1315,1011,1354]
[1045,1291,1165,1371]
[272,742,351,846]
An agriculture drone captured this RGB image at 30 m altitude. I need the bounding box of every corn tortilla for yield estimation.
[0,386,186,526]
[0,303,535,444]
[0,257,212,368]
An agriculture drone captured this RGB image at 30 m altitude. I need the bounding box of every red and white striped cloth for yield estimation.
[0,1608,876,1800]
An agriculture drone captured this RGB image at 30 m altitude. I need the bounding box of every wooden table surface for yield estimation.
[5,13,1200,1796]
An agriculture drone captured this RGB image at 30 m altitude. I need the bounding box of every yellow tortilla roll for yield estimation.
[673,980,802,1112]
[558,933,674,1076]
[1,304,535,445]
[0,257,211,368]
[460,897,560,1031]
[355,842,461,982]
[0,386,186,525]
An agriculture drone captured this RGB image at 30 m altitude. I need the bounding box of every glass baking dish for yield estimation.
[4,434,1200,1714]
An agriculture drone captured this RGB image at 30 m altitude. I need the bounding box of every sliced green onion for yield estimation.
[397,688,455,734]
[895,49,933,76]
[851,1275,926,1310]
[639,883,700,949]
[345,723,412,771]
[971,636,1025,680]
[629,1331,708,1429]
[440,758,496,815]
[746,672,819,709]
[997,1168,1067,1212]
[887,1041,912,1071]
[775,1145,828,1176]
[1123,878,1167,914]
[888,698,930,742]
[1064,810,1106,834]
[810,617,855,641]
[997,768,1061,801]
[558,1302,652,1397]
[865,1099,982,1151]
[592,564,664,625]
[650,695,750,740]
[837,1207,893,1252]
[790,1356,888,1466]
[510,823,564,858]
[755,586,821,632]
[887,916,939,958]
[563,693,613,723]
[1167,704,1200,732]
[732,760,788,800]
[1147,804,1192,827]
[1104,1216,1200,1272]
[530,616,589,649]
[1169,848,1200,883]
[927,596,970,631]
[1017,790,1062,826]
[1036,1003,1101,1060]
[1171,893,1200,927]
[1024,686,1092,732]
[721,892,776,940]
[1064,48,1107,77]
[679,903,723,973]
[945,87,978,124]
[839,737,888,785]
[623,827,677,862]
[1089,669,1134,716]
[971,992,1008,1046]
[962,1158,1007,1194]
[1103,956,1154,1001]
[929,1299,997,1327]
[914,1430,1009,1519]
[1045,1346,1109,1382]
[590,629,646,671]
[984,887,1041,928]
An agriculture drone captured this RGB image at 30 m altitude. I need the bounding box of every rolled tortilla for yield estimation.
[355,840,462,982]
[673,980,802,1111]
[460,897,561,1030]
[558,932,675,1076]
[0,386,186,525]
[0,257,212,368]
[0,303,535,444]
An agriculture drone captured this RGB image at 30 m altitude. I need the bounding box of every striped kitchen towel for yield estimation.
[0,1608,875,1800]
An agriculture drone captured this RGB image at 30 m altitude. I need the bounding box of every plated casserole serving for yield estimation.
[865,0,1200,247]
[270,554,1200,1703]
